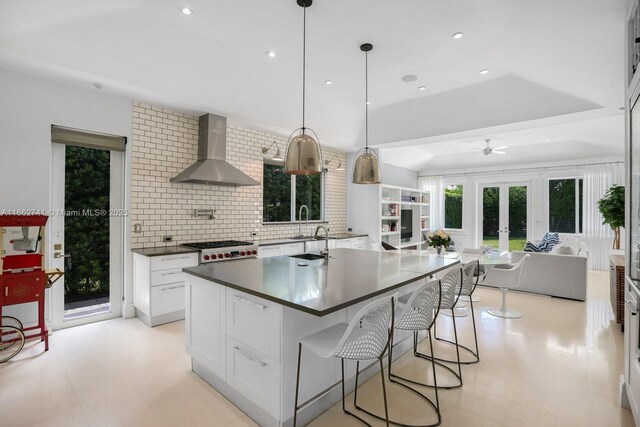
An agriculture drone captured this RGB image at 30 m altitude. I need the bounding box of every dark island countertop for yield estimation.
[183,248,458,316]
[132,246,199,257]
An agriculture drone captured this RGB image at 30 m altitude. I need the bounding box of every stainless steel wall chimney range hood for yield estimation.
[170,114,259,186]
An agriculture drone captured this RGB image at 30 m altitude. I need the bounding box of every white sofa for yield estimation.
[485,239,588,301]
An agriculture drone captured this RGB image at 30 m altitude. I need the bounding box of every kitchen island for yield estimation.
[183,248,458,427]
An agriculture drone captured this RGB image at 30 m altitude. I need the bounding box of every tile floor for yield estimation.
[0,271,634,427]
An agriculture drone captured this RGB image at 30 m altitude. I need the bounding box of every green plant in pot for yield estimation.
[597,184,625,249]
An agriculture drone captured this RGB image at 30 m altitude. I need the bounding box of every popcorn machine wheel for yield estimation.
[0,215,63,363]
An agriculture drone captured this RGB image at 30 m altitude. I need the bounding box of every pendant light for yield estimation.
[284,0,322,175]
[352,43,382,184]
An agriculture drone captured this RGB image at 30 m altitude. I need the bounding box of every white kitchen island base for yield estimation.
[186,275,426,427]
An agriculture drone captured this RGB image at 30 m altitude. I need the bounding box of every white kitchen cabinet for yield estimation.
[258,242,304,258]
[226,289,282,362]
[133,251,198,327]
[350,236,369,250]
[226,337,281,419]
[186,275,226,379]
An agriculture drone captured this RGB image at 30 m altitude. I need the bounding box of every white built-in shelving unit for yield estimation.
[347,183,431,250]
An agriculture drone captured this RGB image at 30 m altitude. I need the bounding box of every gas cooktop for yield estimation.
[182,240,258,263]
[182,240,254,250]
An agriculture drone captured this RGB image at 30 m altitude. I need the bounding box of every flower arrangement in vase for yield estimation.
[427,229,451,255]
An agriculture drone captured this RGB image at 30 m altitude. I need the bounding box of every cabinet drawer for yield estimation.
[151,268,186,286]
[150,253,198,271]
[226,337,280,419]
[151,282,185,316]
[333,239,352,249]
[352,237,368,249]
[226,289,281,361]
[280,243,304,255]
[258,246,280,258]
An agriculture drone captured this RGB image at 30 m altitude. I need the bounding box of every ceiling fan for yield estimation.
[472,138,508,156]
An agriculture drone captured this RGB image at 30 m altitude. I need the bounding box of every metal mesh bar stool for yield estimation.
[293,294,397,427]
[354,279,443,426]
[485,255,530,319]
[459,248,485,303]
[434,260,480,364]
[411,268,464,390]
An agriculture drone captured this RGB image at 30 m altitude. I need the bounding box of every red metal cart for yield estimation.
[0,215,62,362]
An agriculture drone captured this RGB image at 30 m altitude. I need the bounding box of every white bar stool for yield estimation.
[423,268,464,389]
[484,255,530,319]
[355,279,443,426]
[293,294,397,427]
[435,260,481,364]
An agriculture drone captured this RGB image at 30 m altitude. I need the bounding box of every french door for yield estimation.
[478,183,531,253]
[50,132,125,330]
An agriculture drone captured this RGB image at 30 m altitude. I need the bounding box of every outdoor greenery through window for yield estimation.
[444,184,463,229]
[263,162,322,222]
[549,178,583,234]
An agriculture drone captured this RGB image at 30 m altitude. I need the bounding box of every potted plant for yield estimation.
[427,229,451,255]
[597,184,625,249]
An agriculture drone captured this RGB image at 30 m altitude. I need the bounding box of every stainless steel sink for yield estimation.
[290,253,326,261]
[289,236,313,240]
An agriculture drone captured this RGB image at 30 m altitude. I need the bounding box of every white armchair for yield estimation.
[484,254,530,319]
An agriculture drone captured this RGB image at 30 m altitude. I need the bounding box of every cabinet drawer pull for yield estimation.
[233,346,267,367]
[233,295,267,310]
[161,284,184,291]
[161,271,182,276]
[160,256,192,261]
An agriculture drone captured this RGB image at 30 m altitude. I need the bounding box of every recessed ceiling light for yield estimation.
[325,80,333,85]
[181,7,192,15]
[93,82,104,89]
[366,101,372,105]
[418,86,426,91]
[452,32,464,39]
[267,51,276,58]
[401,74,418,82]
[479,69,489,75]
[546,138,551,142]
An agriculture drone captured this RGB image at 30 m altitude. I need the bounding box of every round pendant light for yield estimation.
[352,43,381,184]
[284,0,322,175]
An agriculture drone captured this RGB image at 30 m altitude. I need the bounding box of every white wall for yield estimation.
[381,162,418,188]
[0,67,133,322]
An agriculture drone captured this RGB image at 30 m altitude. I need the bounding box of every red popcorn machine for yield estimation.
[0,214,63,362]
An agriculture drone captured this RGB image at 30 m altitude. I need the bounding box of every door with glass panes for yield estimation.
[478,183,531,252]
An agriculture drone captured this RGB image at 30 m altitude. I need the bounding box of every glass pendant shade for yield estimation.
[352,147,381,184]
[284,130,322,175]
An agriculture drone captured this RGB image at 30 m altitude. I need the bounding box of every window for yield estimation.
[548,178,583,234]
[262,162,323,222]
[444,184,463,229]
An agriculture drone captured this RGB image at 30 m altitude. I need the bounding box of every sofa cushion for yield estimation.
[555,245,578,255]
[552,237,581,255]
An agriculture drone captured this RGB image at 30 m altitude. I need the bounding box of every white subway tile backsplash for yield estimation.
[130,102,347,248]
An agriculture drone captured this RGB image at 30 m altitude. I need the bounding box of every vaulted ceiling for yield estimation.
[0,0,628,170]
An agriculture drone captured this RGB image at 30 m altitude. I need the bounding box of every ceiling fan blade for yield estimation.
[493,151,506,155]
[493,145,508,150]
[470,147,484,151]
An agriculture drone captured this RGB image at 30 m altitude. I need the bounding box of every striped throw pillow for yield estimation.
[543,232,560,245]
[524,240,556,253]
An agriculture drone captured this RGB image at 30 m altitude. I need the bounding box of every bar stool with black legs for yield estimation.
[293,294,397,427]
[434,260,481,364]
[354,279,443,427]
